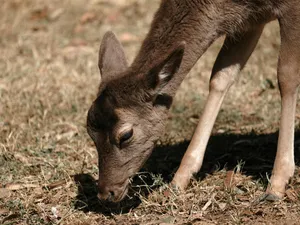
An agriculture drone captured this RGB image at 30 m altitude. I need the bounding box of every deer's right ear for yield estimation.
[145,42,185,93]
[98,31,128,81]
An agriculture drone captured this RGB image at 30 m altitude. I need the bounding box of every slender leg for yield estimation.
[172,25,265,190]
[266,16,300,199]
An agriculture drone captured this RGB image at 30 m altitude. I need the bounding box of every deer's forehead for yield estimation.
[114,108,137,119]
[92,95,140,124]
[103,74,146,98]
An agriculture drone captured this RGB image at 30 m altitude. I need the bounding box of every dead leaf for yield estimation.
[163,190,170,197]
[49,8,64,21]
[56,131,78,144]
[0,208,10,216]
[44,180,67,190]
[33,187,44,197]
[202,193,217,212]
[159,216,176,225]
[80,12,96,24]
[51,207,61,219]
[217,129,226,134]
[242,210,253,216]
[217,202,227,211]
[2,213,20,223]
[74,24,84,33]
[54,123,78,133]
[31,25,47,32]
[0,188,10,199]
[30,7,48,20]
[60,46,93,58]
[5,183,39,190]
[201,198,212,211]
[234,187,245,194]
[241,217,251,223]
[119,32,138,42]
[254,209,264,216]
[189,212,203,221]
[0,83,8,92]
[106,11,120,23]
[23,184,40,189]
[70,38,88,47]
[234,172,247,186]
[54,123,79,143]
[5,183,22,190]
[236,194,249,201]
[286,189,298,202]
[14,152,29,164]
[224,170,235,189]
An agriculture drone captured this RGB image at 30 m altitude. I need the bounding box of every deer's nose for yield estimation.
[97,184,115,201]
[97,179,128,202]
[97,189,115,201]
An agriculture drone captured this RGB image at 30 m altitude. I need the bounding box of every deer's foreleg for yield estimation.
[266,16,300,199]
[172,25,265,190]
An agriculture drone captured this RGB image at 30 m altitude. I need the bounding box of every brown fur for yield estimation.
[87,0,300,202]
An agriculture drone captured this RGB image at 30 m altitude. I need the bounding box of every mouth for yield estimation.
[105,178,129,202]
[114,183,129,202]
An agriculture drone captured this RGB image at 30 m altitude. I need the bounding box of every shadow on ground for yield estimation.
[74,131,300,215]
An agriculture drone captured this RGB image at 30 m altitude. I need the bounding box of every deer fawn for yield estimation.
[87,0,300,202]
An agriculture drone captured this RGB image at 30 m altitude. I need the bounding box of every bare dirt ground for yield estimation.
[1,0,300,224]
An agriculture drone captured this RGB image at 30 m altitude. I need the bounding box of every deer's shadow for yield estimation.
[73,131,300,215]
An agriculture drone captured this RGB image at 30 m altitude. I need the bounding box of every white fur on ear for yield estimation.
[158,71,170,81]
[154,42,185,91]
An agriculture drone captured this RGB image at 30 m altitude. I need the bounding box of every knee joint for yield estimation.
[278,62,300,93]
[209,73,235,93]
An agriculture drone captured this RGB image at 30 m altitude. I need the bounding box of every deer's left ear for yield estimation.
[98,31,128,82]
[145,42,185,93]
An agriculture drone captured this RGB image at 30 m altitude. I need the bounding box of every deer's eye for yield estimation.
[119,128,133,148]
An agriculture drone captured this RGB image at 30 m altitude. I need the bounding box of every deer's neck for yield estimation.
[131,1,220,96]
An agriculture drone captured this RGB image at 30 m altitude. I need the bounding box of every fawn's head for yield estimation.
[87,31,184,202]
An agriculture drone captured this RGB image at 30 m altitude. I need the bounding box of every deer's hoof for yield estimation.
[166,182,180,194]
[255,193,282,204]
[265,186,285,200]
[170,176,190,191]
[263,193,281,202]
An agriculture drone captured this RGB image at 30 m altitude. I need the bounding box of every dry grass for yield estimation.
[1,0,300,224]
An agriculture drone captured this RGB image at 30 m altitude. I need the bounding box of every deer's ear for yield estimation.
[146,42,185,93]
[98,31,128,81]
